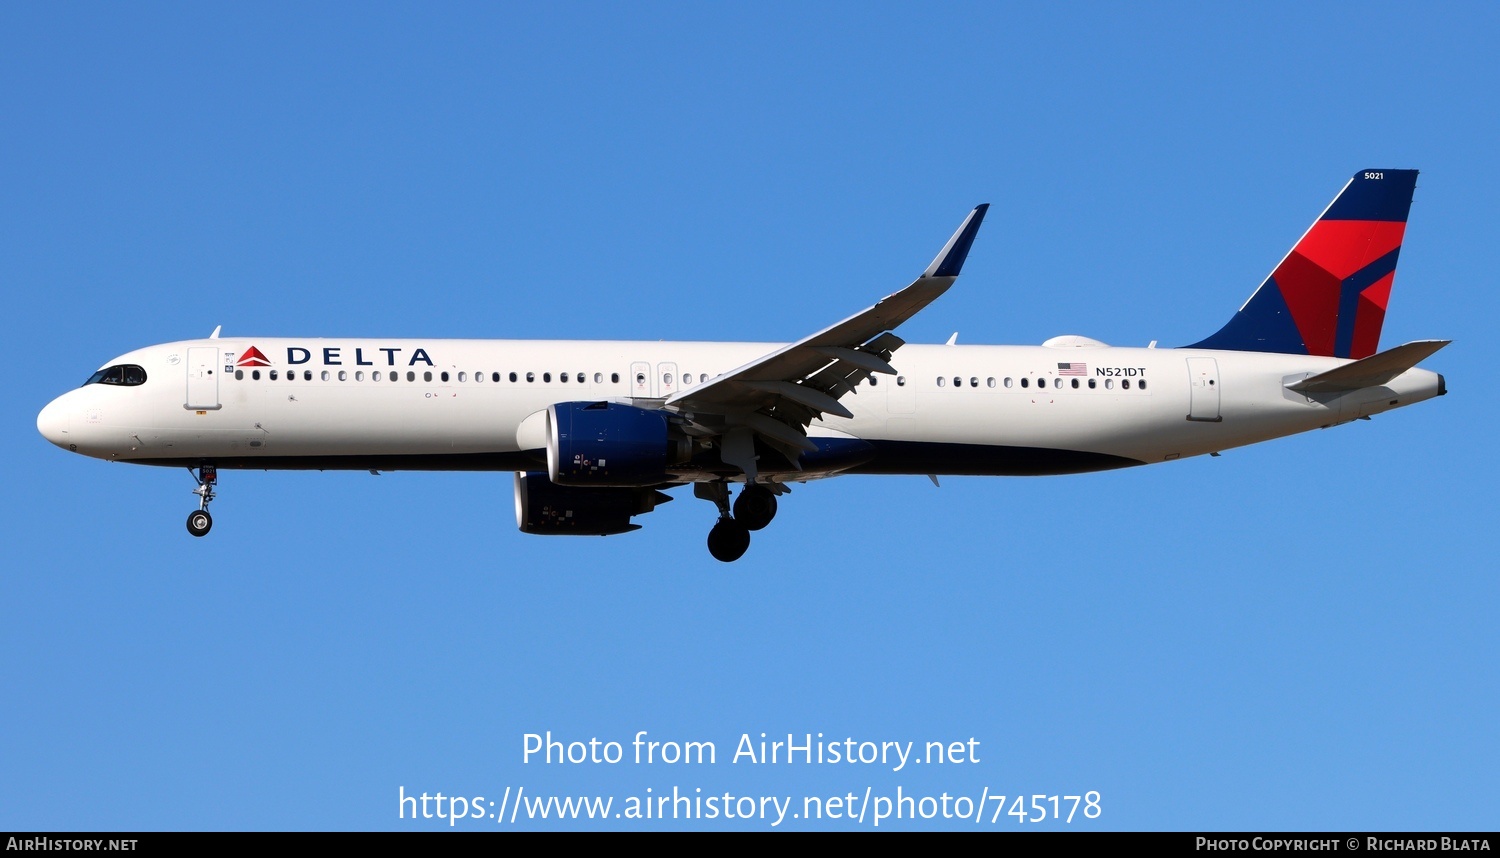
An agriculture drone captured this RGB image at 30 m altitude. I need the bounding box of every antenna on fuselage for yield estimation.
[209,325,222,339]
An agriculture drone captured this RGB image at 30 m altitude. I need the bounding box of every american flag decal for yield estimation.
[1057,362,1087,376]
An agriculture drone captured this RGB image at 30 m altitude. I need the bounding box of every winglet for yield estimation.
[922,204,990,278]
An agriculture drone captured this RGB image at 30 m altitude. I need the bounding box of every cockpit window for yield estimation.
[84,364,147,387]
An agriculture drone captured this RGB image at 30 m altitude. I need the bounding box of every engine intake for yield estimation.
[547,401,687,486]
[514,472,672,536]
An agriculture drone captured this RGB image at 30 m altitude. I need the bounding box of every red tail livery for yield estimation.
[1187,169,1418,358]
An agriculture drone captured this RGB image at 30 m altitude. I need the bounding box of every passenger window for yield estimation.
[251,370,261,380]
[407,371,416,382]
[970,377,978,387]
[236,370,245,381]
[1122,378,1131,390]
[700,374,708,383]
[509,372,518,382]
[424,371,433,382]
[338,370,348,381]
[269,370,279,381]
[1088,378,1096,389]
[561,372,570,383]
[1020,378,1029,388]
[896,376,906,386]
[577,372,585,383]
[1105,378,1114,389]
[1054,378,1062,389]
[663,373,672,385]
[304,370,312,381]
[594,372,603,383]
[937,377,946,387]
[636,372,645,384]
[1004,377,1013,388]
[526,372,534,383]
[612,373,620,383]
[543,372,551,383]
[987,377,996,388]
[1071,378,1079,389]
[373,371,382,381]
[355,371,364,382]
[953,377,962,387]
[869,376,878,386]
[458,372,467,382]
[1139,379,1148,390]
[440,371,450,382]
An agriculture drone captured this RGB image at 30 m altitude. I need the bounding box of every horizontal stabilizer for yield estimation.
[1287,339,1450,393]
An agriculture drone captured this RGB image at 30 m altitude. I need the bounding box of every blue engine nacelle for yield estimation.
[546,401,688,486]
[514,472,673,536]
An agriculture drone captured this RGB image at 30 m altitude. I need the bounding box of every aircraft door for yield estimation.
[657,362,679,397]
[185,347,221,410]
[630,361,653,398]
[1186,357,1221,422]
[887,373,915,414]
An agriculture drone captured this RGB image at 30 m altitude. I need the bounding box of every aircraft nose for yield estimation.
[37,396,72,449]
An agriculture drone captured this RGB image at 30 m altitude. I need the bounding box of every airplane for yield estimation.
[37,169,1447,562]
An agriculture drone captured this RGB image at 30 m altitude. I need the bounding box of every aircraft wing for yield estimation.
[664,204,989,478]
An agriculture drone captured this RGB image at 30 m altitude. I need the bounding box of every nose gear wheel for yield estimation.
[186,465,218,538]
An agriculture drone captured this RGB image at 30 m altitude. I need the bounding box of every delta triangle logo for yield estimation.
[236,346,272,367]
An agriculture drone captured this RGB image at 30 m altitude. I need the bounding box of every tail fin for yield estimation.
[1185,169,1418,358]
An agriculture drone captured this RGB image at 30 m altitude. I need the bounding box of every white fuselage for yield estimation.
[37,336,1445,479]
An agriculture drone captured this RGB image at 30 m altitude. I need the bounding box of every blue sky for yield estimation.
[2,3,1495,831]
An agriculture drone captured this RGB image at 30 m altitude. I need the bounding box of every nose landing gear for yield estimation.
[186,465,217,537]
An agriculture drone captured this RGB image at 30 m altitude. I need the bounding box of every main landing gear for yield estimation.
[186,465,217,537]
[733,484,777,531]
[697,482,781,562]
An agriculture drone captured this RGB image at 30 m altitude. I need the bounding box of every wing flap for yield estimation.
[744,381,855,420]
[812,346,898,376]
